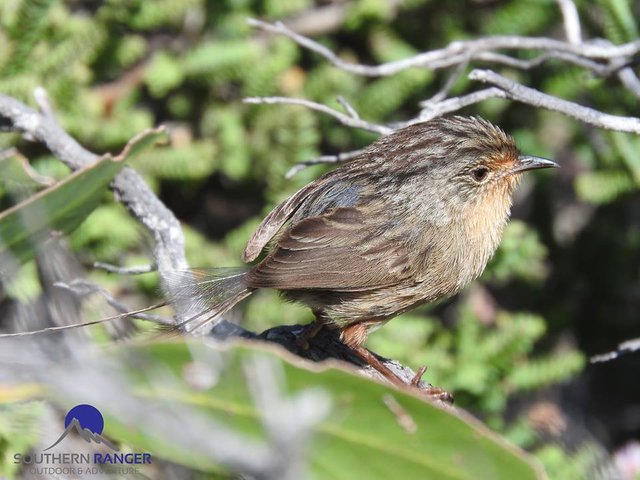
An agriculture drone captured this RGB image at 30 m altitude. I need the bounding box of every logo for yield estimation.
[44,404,118,451]
[14,404,152,476]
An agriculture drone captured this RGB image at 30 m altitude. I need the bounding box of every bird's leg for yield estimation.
[341,323,453,403]
[295,316,325,351]
[350,345,406,387]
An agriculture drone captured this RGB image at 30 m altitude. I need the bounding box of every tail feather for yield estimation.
[162,267,254,333]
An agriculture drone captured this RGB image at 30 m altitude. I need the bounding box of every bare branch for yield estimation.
[556,0,582,45]
[243,96,392,135]
[419,87,508,122]
[248,17,640,77]
[0,91,189,323]
[469,69,640,133]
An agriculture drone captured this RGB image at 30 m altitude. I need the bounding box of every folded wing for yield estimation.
[245,207,413,292]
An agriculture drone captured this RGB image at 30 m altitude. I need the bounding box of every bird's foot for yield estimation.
[417,386,454,404]
[295,320,324,351]
[410,364,454,403]
[349,347,454,403]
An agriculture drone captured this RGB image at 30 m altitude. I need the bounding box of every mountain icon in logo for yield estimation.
[44,404,119,451]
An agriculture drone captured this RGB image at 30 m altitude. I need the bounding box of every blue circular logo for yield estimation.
[64,404,104,435]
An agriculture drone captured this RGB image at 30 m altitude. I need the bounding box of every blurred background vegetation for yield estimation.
[1,0,639,478]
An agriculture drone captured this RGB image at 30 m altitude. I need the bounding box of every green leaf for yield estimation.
[0,127,166,266]
[100,340,545,479]
[0,148,54,193]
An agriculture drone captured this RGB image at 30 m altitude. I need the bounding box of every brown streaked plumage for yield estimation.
[172,116,557,394]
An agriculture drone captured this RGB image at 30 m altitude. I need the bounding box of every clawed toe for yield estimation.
[410,365,428,387]
[409,365,453,403]
[420,386,454,404]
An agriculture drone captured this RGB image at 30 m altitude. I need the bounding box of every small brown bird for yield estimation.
[172,116,557,391]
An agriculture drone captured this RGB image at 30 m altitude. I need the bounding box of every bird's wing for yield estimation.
[243,181,321,262]
[245,207,413,292]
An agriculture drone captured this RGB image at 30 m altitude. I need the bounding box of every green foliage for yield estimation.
[596,0,638,43]
[574,131,640,204]
[535,443,606,480]
[485,221,548,284]
[370,308,584,415]
[482,0,557,36]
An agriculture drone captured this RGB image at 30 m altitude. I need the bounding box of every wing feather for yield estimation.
[243,182,320,262]
[245,207,412,291]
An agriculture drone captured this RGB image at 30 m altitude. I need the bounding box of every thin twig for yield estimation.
[590,338,640,363]
[54,279,172,325]
[243,96,391,135]
[474,51,614,75]
[469,69,640,133]
[336,95,359,120]
[93,261,157,275]
[419,87,508,121]
[0,303,165,338]
[248,17,640,77]
[422,60,470,107]
[286,149,364,178]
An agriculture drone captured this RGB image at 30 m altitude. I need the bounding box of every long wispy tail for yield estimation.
[163,267,255,333]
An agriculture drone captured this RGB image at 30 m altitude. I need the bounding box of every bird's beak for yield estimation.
[513,155,559,173]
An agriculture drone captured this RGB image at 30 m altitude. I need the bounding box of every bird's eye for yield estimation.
[471,166,490,182]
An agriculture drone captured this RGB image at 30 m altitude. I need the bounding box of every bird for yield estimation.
[169,115,557,394]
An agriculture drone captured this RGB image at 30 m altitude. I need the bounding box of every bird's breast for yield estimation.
[414,200,510,300]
